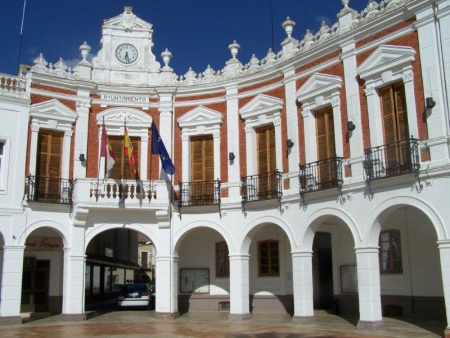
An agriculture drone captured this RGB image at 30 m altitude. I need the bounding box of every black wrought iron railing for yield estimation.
[241,171,282,204]
[299,157,343,194]
[364,137,419,181]
[178,180,221,207]
[26,175,72,204]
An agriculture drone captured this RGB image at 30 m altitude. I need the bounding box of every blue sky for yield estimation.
[1,0,368,77]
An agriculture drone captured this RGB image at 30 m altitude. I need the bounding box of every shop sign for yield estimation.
[25,236,62,251]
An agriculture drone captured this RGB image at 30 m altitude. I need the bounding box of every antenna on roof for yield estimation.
[17,0,27,75]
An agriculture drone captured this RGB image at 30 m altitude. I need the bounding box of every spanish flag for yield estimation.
[124,122,137,177]
[100,119,116,178]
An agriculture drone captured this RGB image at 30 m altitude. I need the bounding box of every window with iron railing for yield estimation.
[364,137,419,181]
[26,175,72,204]
[241,171,282,204]
[299,157,343,194]
[179,180,221,207]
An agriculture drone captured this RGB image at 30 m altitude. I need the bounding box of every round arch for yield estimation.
[298,206,361,250]
[17,220,70,248]
[364,195,448,247]
[173,220,234,255]
[237,215,296,255]
[85,223,160,254]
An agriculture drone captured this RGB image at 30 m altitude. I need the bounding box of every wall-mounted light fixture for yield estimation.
[347,121,356,131]
[287,139,294,148]
[229,152,235,161]
[79,154,86,162]
[426,97,436,109]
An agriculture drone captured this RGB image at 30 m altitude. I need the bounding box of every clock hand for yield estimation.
[125,52,129,63]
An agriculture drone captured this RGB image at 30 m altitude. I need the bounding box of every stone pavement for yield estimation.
[0,309,446,337]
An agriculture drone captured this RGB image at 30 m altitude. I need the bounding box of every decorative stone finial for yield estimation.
[342,0,350,9]
[228,40,241,59]
[124,6,132,14]
[161,48,172,69]
[282,17,296,38]
[79,41,91,61]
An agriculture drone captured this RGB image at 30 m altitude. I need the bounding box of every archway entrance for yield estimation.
[313,232,333,309]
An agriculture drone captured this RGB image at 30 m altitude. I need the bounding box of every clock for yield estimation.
[115,43,138,64]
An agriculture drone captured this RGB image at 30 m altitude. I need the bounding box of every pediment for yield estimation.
[30,99,77,123]
[296,73,342,103]
[97,107,153,129]
[239,94,284,119]
[103,10,152,31]
[178,106,223,128]
[358,45,416,80]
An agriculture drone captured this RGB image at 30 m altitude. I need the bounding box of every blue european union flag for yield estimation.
[151,121,175,175]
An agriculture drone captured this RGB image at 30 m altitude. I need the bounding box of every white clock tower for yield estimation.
[91,6,162,85]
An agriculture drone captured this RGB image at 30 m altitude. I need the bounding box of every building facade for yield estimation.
[0,0,449,334]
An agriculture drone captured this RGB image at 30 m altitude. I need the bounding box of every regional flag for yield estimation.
[100,121,116,177]
[124,123,137,177]
[151,121,175,175]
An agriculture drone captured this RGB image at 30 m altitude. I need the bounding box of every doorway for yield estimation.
[21,258,50,312]
[312,232,334,309]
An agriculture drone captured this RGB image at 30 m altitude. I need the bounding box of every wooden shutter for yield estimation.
[37,130,62,178]
[108,136,140,179]
[316,107,335,186]
[191,135,214,181]
[256,125,276,198]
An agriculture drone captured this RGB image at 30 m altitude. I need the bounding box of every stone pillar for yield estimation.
[226,85,241,202]
[291,251,315,324]
[73,94,90,179]
[61,253,86,321]
[229,254,251,321]
[154,210,178,319]
[355,247,385,331]
[0,245,25,325]
[157,94,174,180]
[283,67,300,192]
[438,240,450,334]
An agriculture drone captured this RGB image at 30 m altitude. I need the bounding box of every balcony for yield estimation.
[26,176,72,204]
[364,137,420,181]
[241,171,282,204]
[178,180,221,208]
[299,157,343,194]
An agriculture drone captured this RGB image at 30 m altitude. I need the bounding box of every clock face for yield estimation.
[115,44,138,64]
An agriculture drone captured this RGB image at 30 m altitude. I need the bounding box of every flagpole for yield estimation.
[17,0,27,75]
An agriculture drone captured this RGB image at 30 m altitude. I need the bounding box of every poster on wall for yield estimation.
[180,268,210,294]
[340,265,358,294]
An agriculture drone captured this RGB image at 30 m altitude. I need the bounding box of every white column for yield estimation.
[416,4,449,164]
[283,67,300,191]
[158,99,173,180]
[355,247,385,331]
[341,40,365,179]
[61,130,72,180]
[140,135,149,180]
[73,95,90,179]
[302,107,316,163]
[0,246,24,324]
[226,85,241,202]
[229,254,251,321]
[438,240,450,330]
[62,253,86,319]
[292,251,315,324]
[29,120,39,176]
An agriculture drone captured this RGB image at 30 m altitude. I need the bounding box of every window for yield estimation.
[379,230,402,273]
[216,242,229,277]
[258,240,279,276]
[190,135,215,203]
[380,82,410,169]
[108,136,140,179]
[316,106,337,185]
[256,125,278,199]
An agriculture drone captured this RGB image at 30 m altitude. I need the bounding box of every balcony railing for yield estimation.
[26,175,72,204]
[178,180,221,207]
[299,157,343,194]
[241,171,282,204]
[364,137,420,181]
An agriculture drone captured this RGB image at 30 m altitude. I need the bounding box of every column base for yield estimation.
[292,315,316,325]
[444,328,450,338]
[154,312,180,320]
[229,313,252,322]
[0,316,22,326]
[61,313,86,322]
[357,320,386,331]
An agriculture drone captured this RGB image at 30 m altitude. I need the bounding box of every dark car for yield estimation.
[117,283,152,309]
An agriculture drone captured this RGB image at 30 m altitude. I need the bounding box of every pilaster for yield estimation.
[229,254,252,321]
[291,251,315,324]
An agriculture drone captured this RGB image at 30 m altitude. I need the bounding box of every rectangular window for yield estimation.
[258,240,279,276]
[379,230,402,273]
[216,242,229,277]
[108,136,140,179]
[256,125,277,199]
[190,135,214,203]
[316,106,336,187]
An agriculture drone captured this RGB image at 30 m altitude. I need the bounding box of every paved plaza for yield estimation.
[0,310,446,338]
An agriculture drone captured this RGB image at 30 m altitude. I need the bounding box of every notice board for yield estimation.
[180,268,210,294]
